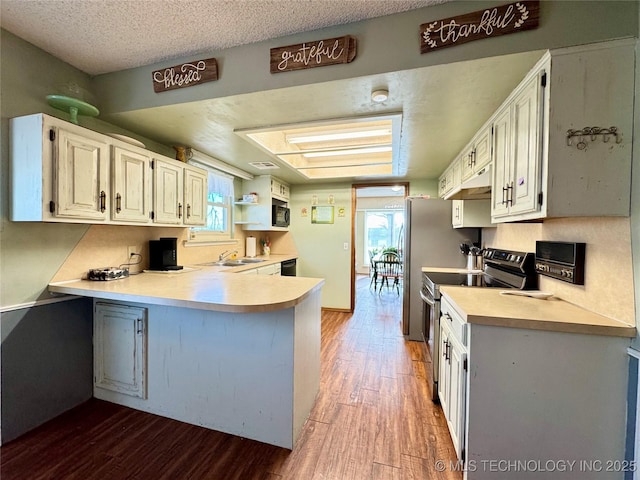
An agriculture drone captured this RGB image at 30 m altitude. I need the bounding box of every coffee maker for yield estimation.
[149,237,183,271]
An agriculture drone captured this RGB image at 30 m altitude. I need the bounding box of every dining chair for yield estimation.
[376,252,402,295]
[368,250,378,289]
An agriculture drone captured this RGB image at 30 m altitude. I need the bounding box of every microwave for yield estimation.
[272,205,290,227]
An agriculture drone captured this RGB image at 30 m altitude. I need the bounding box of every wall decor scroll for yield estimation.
[152,58,218,93]
[270,35,357,73]
[420,1,539,54]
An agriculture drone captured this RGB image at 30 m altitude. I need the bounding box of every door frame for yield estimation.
[350,182,409,311]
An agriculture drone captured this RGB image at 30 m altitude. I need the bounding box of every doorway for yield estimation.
[350,183,408,310]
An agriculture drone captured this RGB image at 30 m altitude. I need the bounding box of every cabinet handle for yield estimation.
[136,318,143,334]
[178,203,182,218]
[115,193,122,213]
[502,185,508,205]
[444,312,453,322]
[99,191,106,213]
[472,148,476,166]
[187,204,191,218]
[507,182,514,206]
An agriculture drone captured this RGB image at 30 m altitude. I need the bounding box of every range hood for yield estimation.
[445,164,492,200]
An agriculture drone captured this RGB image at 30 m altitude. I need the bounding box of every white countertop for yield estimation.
[440,285,636,338]
[49,255,324,313]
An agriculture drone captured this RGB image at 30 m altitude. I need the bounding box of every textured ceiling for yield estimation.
[0,0,545,184]
[0,0,449,75]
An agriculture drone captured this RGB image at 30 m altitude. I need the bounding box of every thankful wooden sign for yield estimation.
[152,58,218,93]
[270,35,357,74]
[420,1,539,54]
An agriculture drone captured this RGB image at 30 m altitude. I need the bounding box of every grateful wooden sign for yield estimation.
[152,58,218,93]
[270,35,357,74]
[420,1,539,54]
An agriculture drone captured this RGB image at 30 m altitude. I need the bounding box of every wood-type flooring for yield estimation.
[1,275,461,480]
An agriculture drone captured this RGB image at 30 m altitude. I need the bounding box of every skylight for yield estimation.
[235,114,402,180]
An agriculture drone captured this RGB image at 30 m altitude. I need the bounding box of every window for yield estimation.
[363,210,404,264]
[189,165,234,243]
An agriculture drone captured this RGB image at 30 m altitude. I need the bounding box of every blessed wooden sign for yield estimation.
[152,58,218,93]
[420,1,539,54]
[270,35,357,74]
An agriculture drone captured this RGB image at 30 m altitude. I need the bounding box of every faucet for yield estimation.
[218,249,238,261]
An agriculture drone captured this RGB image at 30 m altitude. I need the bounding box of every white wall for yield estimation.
[289,183,352,310]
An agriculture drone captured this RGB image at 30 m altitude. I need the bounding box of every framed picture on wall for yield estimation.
[311,206,334,224]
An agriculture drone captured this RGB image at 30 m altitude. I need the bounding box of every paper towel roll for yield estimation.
[246,236,257,257]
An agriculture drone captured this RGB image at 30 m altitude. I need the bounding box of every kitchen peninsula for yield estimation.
[49,268,324,449]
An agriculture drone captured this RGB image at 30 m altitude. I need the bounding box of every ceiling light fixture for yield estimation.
[371,89,389,103]
[287,128,391,144]
[235,113,402,179]
[302,146,392,158]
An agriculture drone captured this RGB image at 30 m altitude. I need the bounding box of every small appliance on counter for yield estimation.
[149,237,183,271]
[87,267,129,281]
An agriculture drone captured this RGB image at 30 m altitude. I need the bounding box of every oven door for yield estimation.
[420,288,440,402]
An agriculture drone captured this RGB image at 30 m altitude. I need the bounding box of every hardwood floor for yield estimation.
[1,275,461,480]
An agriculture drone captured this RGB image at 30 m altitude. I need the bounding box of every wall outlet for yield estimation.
[343,242,349,250]
[127,246,138,259]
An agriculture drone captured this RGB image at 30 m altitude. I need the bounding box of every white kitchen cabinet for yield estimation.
[11,113,111,222]
[94,301,147,399]
[10,112,207,227]
[452,199,493,228]
[238,175,289,231]
[438,156,461,199]
[491,39,634,222]
[438,298,467,462]
[491,72,543,220]
[152,157,183,224]
[270,177,289,202]
[183,165,207,226]
[111,146,151,223]
[151,158,207,227]
[440,291,630,480]
[53,127,110,221]
[460,125,491,182]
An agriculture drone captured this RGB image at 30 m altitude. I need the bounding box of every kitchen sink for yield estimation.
[199,258,265,267]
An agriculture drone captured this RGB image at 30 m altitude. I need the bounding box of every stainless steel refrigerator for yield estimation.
[402,197,479,340]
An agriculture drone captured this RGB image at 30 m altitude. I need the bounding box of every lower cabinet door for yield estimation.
[94,302,147,399]
[438,324,451,417]
[448,338,467,460]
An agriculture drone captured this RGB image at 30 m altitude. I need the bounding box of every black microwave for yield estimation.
[272,205,290,227]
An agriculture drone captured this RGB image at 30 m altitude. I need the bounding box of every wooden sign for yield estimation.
[270,35,356,74]
[152,58,218,93]
[420,1,539,54]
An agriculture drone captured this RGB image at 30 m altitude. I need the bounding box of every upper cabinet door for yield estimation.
[509,75,542,217]
[152,158,183,224]
[54,128,109,220]
[112,146,150,223]
[491,105,511,219]
[183,167,207,226]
